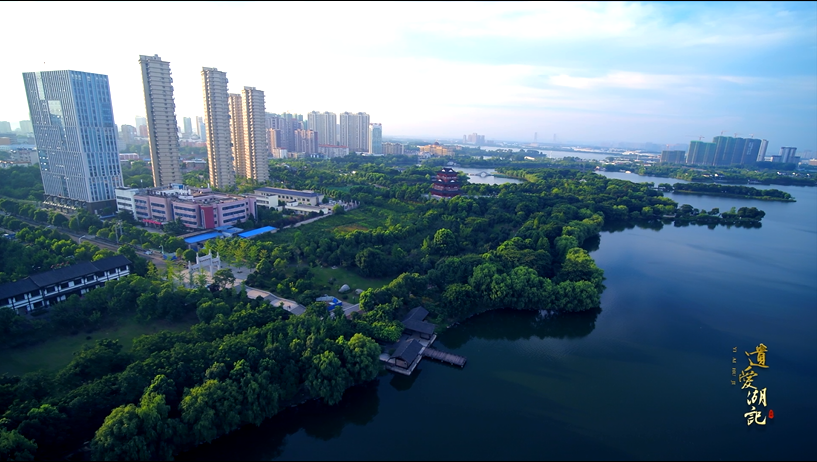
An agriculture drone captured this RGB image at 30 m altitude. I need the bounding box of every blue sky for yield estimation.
[2,1,815,151]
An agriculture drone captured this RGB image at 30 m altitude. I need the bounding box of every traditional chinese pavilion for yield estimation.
[430,167,461,199]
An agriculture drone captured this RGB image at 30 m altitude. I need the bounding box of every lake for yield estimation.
[456,167,523,185]
[181,175,816,461]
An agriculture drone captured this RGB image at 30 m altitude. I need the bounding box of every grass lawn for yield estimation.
[261,207,394,245]
[309,265,391,302]
[0,314,198,377]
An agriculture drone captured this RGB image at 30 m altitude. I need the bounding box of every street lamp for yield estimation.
[78,235,86,245]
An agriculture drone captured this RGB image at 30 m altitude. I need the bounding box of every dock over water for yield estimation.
[422,347,467,367]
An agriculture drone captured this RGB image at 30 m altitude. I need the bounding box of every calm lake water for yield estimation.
[456,167,523,185]
[181,174,817,461]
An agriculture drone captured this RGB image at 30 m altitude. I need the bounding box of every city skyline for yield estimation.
[2,2,815,152]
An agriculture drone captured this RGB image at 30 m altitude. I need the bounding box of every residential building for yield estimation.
[740,138,762,165]
[266,112,303,152]
[779,147,797,164]
[120,124,137,144]
[464,133,485,145]
[659,150,686,164]
[307,111,337,146]
[688,135,768,166]
[369,123,382,154]
[22,70,124,212]
[271,148,288,159]
[201,67,234,188]
[139,54,183,187]
[0,122,11,133]
[0,255,131,315]
[10,149,39,165]
[382,142,405,155]
[757,139,769,162]
[228,93,246,177]
[236,87,268,182]
[183,117,192,137]
[267,128,281,150]
[18,120,33,134]
[339,112,369,152]
[318,144,349,158]
[294,129,318,154]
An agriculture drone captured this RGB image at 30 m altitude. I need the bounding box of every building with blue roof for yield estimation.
[237,226,277,239]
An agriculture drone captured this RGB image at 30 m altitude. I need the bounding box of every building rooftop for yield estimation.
[236,226,277,239]
[0,256,132,300]
[391,338,423,364]
[255,187,320,198]
[183,231,222,244]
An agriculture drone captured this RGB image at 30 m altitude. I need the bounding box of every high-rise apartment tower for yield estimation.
[201,67,234,188]
[230,87,269,182]
[340,112,369,152]
[307,111,337,146]
[369,123,382,154]
[139,54,182,186]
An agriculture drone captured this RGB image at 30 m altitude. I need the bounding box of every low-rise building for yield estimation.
[117,184,257,229]
[0,255,131,315]
[419,142,456,156]
[254,187,324,206]
[318,144,349,158]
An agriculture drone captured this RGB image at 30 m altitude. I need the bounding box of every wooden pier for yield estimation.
[422,347,467,367]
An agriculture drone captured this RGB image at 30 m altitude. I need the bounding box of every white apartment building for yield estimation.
[240,87,269,182]
[340,112,369,152]
[307,111,338,146]
[139,55,183,186]
[201,67,235,188]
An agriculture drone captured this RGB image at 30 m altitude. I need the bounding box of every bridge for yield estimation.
[422,347,467,367]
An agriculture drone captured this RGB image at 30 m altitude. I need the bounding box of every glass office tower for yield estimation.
[22,70,123,212]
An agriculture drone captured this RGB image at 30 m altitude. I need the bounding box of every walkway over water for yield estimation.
[422,347,467,367]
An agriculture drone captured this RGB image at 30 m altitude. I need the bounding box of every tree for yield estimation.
[306,350,351,405]
[553,280,600,312]
[432,228,457,256]
[0,429,37,461]
[213,268,236,290]
[183,249,198,263]
[557,247,604,290]
[162,219,188,236]
[91,375,179,461]
[16,404,68,452]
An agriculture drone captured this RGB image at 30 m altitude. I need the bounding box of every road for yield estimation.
[5,214,169,272]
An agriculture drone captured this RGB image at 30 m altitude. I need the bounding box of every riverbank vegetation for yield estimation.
[670,182,794,201]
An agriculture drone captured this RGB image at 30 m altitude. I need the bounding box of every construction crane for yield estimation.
[734,133,740,138]
[749,133,754,138]
[698,136,704,141]
[720,131,725,135]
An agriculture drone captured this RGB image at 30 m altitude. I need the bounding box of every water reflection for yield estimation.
[603,220,665,233]
[177,380,380,460]
[389,367,422,392]
[440,308,600,349]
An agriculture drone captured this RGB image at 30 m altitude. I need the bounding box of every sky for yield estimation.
[2,1,816,151]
